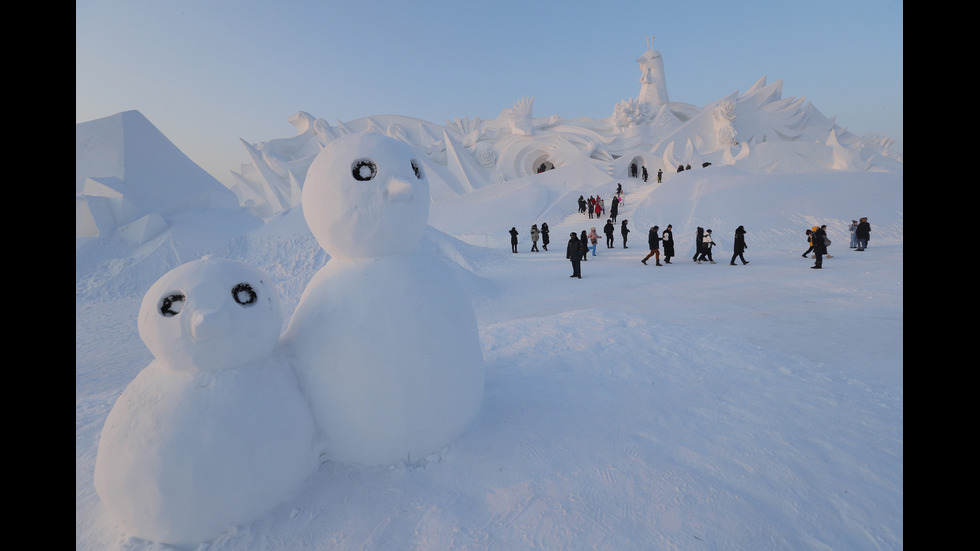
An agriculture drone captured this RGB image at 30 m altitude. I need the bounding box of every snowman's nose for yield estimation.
[386,177,414,201]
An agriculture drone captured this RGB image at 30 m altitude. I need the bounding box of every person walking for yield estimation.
[610,196,619,224]
[641,226,662,266]
[730,225,749,265]
[541,222,550,251]
[661,224,674,263]
[620,219,630,248]
[642,166,648,182]
[811,225,828,268]
[697,229,716,263]
[566,232,583,278]
[855,217,871,251]
[657,168,663,183]
[820,225,833,258]
[693,227,704,262]
[604,219,615,248]
[849,220,859,248]
[578,195,586,214]
[587,196,595,219]
[588,227,600,257]
[802,228,814,258]
[580,230,590,261]
[509,227,519,253]
[530,224,540,252]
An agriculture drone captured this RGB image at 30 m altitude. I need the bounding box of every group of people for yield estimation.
[510,223,551,253]
[676,162,712,172]
[578,190,625,221]
[801,218,871,269]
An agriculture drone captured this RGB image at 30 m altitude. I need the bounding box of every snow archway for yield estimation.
[532,154,555,174]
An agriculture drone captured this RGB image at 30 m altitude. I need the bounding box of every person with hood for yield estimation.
[697,229,716,263]
[641,226,662,266]
[849,220,859,248]
[509,227,519,253]
[580,230,590,261]
[730,225,749,265]
[811,225,828,268]
[578,195,586,214]
[610,196,619,224]
[620,219,631,249]
[661,224,674,264]
[566,232,583,278]
[604,219,616,248]
[693,227,704,262]
[587,227,600,257]
[530,224,540,252]
[855,217,871,251]
[541,222,550,251]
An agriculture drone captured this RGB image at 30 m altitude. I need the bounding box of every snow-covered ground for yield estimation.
[77,143,902,550]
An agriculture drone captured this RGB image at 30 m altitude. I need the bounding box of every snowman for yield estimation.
[283,131,484,466]
[94,257,318,546]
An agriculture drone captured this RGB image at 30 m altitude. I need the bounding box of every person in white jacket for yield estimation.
[697,229,716,263]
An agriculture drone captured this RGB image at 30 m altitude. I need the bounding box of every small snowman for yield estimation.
[284,131,484,466]
[94,257,318,546]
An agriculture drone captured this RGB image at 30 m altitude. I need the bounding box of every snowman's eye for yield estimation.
[352,159,377,181]
[232,282,258,306]
[159,292,185,317]
[411,159,423,180]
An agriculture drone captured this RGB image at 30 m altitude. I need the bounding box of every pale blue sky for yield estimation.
[76,0,903,188]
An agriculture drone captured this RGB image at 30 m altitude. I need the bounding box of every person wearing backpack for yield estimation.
[811,226,828,269]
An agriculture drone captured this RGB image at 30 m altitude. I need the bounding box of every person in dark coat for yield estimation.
[580,230,589,261]
[603,220,615,248]
[509,227,519,253]
[693,227,704,261]
[811,226,828,269]
[677,164,685,173]
[730,225,749,265]
[610,196,619,224]
[541,222,550,251]
[567,232,582,278]
[855,217,871,251]
[661,224,674,263]
[642,166,648,182]
[641,226,662,266]
[657,169,663,183]
[620,219,630,248]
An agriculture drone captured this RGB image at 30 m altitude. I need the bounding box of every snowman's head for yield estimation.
[138,257,284,372]
[302,132,430,259]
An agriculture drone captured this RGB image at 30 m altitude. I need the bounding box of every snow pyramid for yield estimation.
[76,110,243,241]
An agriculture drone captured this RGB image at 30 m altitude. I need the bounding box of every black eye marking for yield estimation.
[232,282,258,306]
[352,159,377,181]
[159,292,185,317]
[411,159,423,180]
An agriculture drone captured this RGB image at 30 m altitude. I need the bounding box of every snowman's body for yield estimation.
[284,132,484,466]
[94,257,317,545]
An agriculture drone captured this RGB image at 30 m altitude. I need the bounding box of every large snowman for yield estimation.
[94,257,318,545]
[283,131,484,466]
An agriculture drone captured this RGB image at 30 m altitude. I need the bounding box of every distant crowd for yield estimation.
[507,179,872,277]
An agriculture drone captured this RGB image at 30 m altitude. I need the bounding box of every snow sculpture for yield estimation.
[94,257,317,545]
[283,132,485,466]
[224,38,901,218]
[636,35,669,106]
